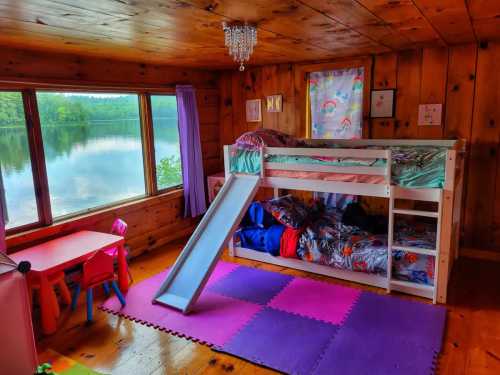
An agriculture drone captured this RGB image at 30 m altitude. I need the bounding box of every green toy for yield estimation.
[36,363,55,375]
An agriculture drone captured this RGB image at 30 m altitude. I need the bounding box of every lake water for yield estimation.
[1,119,180,229]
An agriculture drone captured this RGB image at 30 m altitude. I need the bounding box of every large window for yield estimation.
[0,92,39,229]
[151,95,182,190]
[37,92,146,218]
[0,89,182,233]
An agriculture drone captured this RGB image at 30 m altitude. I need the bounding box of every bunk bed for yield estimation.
[222,132,465,304]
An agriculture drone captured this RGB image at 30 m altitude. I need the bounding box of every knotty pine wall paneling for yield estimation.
[219,42,500,252]
[464,42,500,249]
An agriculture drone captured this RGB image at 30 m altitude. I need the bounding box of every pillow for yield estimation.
[235,129,301,150]
[263,195,309,229]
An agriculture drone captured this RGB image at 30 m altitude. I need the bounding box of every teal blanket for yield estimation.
[230,146,447,188]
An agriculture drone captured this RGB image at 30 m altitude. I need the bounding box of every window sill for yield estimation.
[6,187,184,251]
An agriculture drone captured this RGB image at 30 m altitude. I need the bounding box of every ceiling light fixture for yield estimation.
[222,22,257,71]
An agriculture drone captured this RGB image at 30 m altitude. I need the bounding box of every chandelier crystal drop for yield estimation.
[222,22,257,71]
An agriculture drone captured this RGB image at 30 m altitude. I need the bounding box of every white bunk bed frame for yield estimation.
[223,139,465,304]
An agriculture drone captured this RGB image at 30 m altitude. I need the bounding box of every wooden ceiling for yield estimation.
[0,1,498,69]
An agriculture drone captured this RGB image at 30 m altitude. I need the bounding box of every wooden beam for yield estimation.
[139,93,157,196]
[22,89,52,227]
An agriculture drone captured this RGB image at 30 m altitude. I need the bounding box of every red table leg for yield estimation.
[39,273,57,335]
[117,244,129,293]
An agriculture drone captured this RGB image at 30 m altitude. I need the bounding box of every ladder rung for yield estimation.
[390,279,434,291]
[393,208,438,218]
[392,245,437,256]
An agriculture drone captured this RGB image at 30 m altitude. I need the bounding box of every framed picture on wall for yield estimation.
[418,104,442,126]
[370,89,395,118]
[266,94,283,112]
[246,99,262,122]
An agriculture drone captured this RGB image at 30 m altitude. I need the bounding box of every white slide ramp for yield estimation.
[153,174,260,313]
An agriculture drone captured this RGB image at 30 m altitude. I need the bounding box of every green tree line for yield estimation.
[0,92,178,128]
[1,92,181,188]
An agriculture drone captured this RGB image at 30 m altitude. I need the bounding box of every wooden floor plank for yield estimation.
[36,239,500,375]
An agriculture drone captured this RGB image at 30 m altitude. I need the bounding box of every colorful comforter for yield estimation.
[229,129,448,188]
[297,209,436,285]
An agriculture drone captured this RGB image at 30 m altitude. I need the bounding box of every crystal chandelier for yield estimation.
[222,22,257,71]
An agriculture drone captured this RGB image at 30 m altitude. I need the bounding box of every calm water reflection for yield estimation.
[1,119,179,229]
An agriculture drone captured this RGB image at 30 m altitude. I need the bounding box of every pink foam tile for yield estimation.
[159,291,262,347]
[101,270,171,323]
[268,277,361,325]
[101,262,238,322]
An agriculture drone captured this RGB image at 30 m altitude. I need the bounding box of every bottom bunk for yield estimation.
[230,194,438,300]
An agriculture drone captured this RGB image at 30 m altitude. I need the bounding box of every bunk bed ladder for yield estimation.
[387,188,443,304]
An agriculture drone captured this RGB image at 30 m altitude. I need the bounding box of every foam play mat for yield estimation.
[101,261,446,374]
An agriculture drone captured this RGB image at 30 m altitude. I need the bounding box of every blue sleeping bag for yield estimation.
[238,225,285,256]
[241,202,277,228]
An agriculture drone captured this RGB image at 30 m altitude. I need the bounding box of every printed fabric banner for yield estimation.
[309,67,364,139]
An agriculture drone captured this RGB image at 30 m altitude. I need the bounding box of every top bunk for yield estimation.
[224,130,465,202]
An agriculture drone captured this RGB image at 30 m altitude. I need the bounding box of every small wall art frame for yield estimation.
[418,104,442,126]
[266,94,283,112]
[246,99,262,122]
[370,89,396,118]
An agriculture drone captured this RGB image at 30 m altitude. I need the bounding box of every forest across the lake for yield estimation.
[1,92,181,226]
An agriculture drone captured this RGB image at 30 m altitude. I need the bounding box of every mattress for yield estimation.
[230,145,447,189]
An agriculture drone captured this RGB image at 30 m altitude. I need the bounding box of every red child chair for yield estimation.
[103,218,133,287]
[71,250,126,322]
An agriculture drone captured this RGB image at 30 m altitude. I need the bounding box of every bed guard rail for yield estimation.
[223,145,393,198]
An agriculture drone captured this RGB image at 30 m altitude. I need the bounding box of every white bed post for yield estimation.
[224,145,235,257]
[436,149,457,303]
[386,150,393,293]
[387,185,395,293]
[433,190,444,304]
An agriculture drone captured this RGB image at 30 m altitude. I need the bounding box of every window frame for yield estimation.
[1,84,181,235]
[149,93,183,194]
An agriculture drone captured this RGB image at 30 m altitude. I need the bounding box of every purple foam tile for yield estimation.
[206,261,240,286]
[312,331,437,375]
[221,307,339,375]
[208,266,294,305]
[311,292,445,375]
[159,291,262,347]
[269,277,361,325]
[342,292,447,352]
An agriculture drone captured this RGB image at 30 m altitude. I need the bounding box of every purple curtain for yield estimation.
[0,166,6,253]
[176,85,207,217]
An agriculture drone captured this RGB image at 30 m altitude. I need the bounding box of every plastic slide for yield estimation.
[153,174,260,313]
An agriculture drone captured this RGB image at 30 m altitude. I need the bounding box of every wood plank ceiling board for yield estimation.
[186,1,390,55]
[357,0,446,46]
[466,0,500,42]
[299,0,413,50]
[0,0,492,68]
[412,0,477,44]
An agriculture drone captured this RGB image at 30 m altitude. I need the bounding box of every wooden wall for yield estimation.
[219,42,500,253]
[4,47,221,256]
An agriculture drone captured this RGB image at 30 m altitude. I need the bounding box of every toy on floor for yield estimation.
[36,363,55,375]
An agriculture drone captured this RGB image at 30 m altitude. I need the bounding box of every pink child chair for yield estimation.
[71,250,126,322]
[103,218,133,288]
